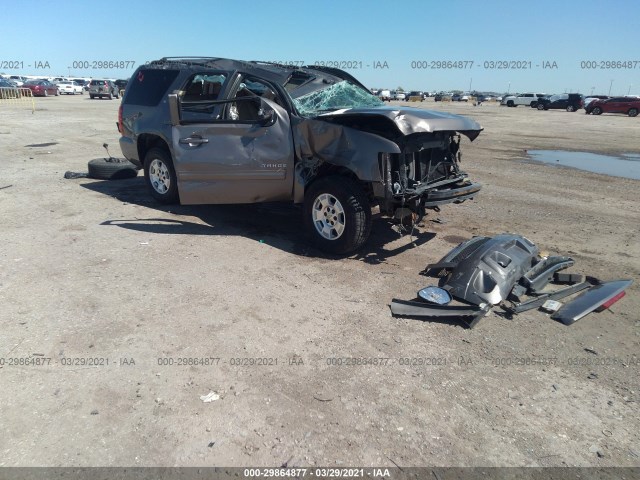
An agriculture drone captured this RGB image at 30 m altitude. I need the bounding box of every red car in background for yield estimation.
[585,96,640,117]
[22,79,59,97]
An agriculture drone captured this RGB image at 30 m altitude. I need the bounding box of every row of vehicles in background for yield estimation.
[500,92,640,116]
[372,89,433,102]
[0,75,129,99]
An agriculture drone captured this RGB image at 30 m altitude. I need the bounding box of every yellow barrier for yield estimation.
[0,87,35,113]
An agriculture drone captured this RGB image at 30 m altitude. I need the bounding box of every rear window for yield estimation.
[124,69,180,106]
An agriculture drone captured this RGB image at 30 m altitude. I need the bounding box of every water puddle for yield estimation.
[527,150,640,180]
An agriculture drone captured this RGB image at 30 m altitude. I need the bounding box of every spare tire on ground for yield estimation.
[88,157,138,180]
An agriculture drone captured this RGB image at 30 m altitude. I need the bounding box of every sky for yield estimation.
[1,0,639,95]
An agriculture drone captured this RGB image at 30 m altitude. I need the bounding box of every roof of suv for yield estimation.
[143,57,369,92]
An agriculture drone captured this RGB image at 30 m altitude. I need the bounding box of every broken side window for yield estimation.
[179,73,228,122]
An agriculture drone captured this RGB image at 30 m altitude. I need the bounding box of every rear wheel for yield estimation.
[537,103,545,110]
[566,105,575,112]
[304,176,372,255]
[144,147,179,204]
[628,108,638,117]
[592,106,602,115]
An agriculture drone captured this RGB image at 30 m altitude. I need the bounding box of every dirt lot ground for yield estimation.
[0,95,638,468]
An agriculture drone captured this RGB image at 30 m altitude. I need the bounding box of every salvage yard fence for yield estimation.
[0,87,35,113]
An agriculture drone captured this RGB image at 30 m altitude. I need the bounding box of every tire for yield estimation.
[44,90,48,97]
[107,92,113,100]
[88,157,138,180]
[507,100,514,107]
[144,147,179,204]
[114,90,119,99]
[55,89,59,96]
[592,106,602,115]
[628,108,638,117]
[537,103,545,110]
[566,105,575,112]
[530,102,537,108]
[303,175,372,255]
[90,94,95,99]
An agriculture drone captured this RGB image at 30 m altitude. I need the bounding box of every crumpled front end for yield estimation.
[376,131,482,218]
[292,105,483,220]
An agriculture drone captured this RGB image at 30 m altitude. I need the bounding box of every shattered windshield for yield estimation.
[292,81,383,116]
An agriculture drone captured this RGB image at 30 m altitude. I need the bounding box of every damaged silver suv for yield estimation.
[118,57,483,254]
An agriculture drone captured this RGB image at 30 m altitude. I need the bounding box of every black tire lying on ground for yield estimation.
[87,157,139,180]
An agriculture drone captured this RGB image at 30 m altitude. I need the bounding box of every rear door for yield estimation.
[606,97,626,113]
[171,72,295,205]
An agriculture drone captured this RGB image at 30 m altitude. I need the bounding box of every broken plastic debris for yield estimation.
[541,300,562,313]
[200,392,220,403]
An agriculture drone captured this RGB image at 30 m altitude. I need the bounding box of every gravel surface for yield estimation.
[0,96,638,467]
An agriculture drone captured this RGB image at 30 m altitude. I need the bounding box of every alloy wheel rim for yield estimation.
[149,159,170,194]
[312,193,345,240]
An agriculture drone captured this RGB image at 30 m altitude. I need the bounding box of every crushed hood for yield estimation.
[318,106,483,141]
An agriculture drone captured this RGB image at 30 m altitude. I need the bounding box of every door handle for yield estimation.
[179,136,209,146]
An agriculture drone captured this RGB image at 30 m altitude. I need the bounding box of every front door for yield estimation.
[171,73,295,205]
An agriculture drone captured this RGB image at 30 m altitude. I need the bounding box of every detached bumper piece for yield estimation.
[551,279,633,325]
[398,233,634,329]
[390,299,489,329]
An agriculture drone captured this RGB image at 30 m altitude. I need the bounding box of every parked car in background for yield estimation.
[536,93,584,112]
[88,79,119,99]
[56,81,84,95]
[583,95,609,108]
[585,96,640,117]
[406,91,425,101]
[8,75,28,86]
[501,93,547,107]
[0,78,21,98]
[72,79,89,90]
[114,79,129,91]
[21,79,59,97]
[378,89,391,101]
[393,91,406,101]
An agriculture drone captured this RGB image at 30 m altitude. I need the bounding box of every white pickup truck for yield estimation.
[500,93,547,108]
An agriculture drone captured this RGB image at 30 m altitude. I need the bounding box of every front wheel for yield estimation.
[537,103,545,110]
[304,176,372,255]
[592,106,602,115]
[566,105,575,112]
[144,148,179,204]
[628,108,638,117]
